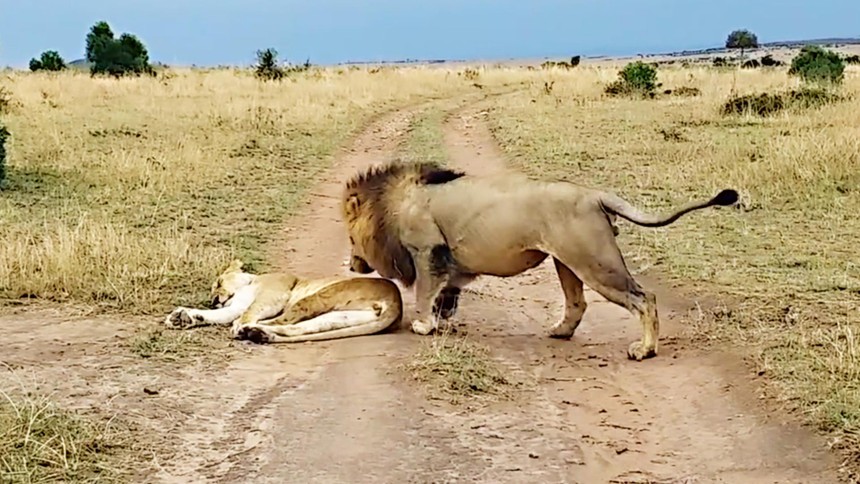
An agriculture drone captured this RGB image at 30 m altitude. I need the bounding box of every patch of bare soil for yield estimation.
[0,90,842,483]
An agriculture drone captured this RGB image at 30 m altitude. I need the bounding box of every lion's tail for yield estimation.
[599,189,738,228]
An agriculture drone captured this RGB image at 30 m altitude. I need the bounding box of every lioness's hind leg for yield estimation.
[237,309,387,343]
[549,258,587,339]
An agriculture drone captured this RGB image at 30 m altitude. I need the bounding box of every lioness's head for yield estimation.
[210,259,254,308]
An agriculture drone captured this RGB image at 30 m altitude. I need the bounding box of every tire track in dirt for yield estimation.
[207,89,522,483]
[424,104,843,483]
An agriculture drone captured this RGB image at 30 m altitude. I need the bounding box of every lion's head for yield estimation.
[341,160,465,287]
[210,259,255,308]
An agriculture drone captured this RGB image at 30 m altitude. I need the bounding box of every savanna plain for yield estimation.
[1,55,859,483]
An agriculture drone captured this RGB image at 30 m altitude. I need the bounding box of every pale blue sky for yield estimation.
[1,0,858,68]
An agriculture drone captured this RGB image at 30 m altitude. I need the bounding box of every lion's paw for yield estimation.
[627,340,657,361]
[410,319,437,336]
[236,325,270,344]
[548,320,576,339]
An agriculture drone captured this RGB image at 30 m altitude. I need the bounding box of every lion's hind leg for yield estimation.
[548,258,587,339]
[549,221,659,361]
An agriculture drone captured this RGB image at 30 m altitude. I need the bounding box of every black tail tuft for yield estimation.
[711,189,739,207]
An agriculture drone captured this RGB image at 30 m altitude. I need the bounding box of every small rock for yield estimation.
[528,452,539,459]
[143,387,159,395]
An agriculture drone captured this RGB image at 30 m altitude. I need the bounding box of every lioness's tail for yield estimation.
[599,189,738,227]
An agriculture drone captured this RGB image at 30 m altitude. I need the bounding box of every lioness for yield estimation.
[164,259,403,344]
[340,161,738,361]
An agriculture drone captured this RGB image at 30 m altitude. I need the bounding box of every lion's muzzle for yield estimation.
[349,255,374,274]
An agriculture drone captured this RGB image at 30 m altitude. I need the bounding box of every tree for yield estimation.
[725,29,759,56]
[85,21,154,77]
[86,21,114,63]
[29,50,67,72]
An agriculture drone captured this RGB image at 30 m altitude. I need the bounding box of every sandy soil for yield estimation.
[0,92,843,483]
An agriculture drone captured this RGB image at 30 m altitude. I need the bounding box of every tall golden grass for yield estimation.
[0,66,536,313]
[485,63,860,472]
[3,59,859,475]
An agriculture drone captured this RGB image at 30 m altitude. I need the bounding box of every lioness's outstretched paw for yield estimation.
[627,341,657,361]
[164,307,195,329]
[410,319,437,335]
[236,325,270,344]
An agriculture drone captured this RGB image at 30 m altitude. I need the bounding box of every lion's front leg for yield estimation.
[410,247,451,335]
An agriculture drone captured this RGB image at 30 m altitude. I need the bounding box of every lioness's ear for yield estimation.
[226,259,244,272]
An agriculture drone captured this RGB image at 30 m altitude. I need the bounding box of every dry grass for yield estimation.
[0,371,125,483]
[128,325,228,361]
[0,66,534,315]
[402,331,518,404]
[484,63,860,473]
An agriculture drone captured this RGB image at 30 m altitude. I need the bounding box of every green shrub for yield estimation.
[788,45,846,86]
[29,50,67,72]
[253,48,285,81]
[605,61,658,97]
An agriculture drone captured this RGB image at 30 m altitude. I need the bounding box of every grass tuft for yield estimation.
[402,332,517,404]
[0,377,124,483]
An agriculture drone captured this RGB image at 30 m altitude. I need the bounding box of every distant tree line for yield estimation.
[29,20,153,77]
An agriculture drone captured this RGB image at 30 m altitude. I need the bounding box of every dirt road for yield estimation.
[1,94,843,483]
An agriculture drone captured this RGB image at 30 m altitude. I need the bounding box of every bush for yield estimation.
[666,86,701,97]
[540,55,580,69]
[721,87,843,117]
[742,58,761,69]
[788,45,845,86]
[253,48,285,81]
[29,50,66,72]
[760,54,783,67]
[712,56,732,67]
[0,123,9,187]
[845,54,860,65]
[86,21,154,78]
[605,61,658,97]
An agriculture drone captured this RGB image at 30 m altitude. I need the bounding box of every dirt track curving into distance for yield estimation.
[0,92,843,483]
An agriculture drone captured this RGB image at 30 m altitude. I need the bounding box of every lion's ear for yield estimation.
[346,194,360,214]
[226,259,244,272]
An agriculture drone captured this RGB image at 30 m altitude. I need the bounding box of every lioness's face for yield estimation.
[210,260,251,308]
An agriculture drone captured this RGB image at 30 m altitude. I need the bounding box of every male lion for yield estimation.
[340,161,738,361]
[164,259,403,344]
